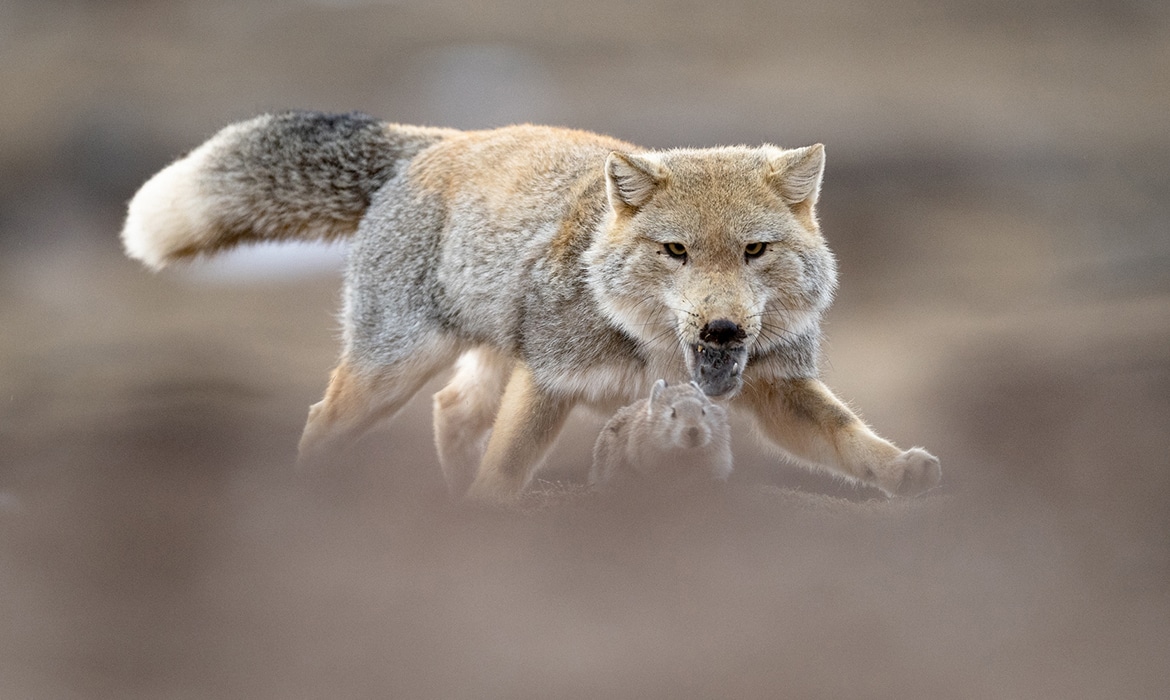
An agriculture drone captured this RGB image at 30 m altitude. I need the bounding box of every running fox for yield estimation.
[122,111,940,501]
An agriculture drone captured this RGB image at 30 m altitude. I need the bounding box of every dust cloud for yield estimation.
[1,1,1168,697]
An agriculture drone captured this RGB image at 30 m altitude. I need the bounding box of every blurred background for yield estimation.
[1,1,1168,697]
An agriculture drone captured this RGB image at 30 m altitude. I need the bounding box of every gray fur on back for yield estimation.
[342,128,645,397]
[201,111,454,254]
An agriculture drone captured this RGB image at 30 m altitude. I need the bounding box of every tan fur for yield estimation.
[464,363,575,501]
[432,348,513,496]
[122,112,940,503]
[741,377,940,496]
[299,333,464,464]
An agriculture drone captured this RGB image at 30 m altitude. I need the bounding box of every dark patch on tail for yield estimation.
[197,111,433,253]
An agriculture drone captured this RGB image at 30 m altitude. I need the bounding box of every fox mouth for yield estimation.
[687,343,747,398]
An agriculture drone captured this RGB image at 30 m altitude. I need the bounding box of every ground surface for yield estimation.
[2,1,1169,698]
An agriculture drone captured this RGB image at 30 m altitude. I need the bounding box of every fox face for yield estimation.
[585,144,838,398]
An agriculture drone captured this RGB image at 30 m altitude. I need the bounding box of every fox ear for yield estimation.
[606,152,666,212]
[767,144,825,207]
[649,379,667,402]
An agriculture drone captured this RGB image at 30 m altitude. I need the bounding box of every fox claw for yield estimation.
[888,448,942,497]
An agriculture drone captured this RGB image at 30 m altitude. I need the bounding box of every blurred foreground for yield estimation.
[1,1,1168,698]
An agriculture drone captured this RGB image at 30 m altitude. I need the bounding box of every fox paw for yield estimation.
[877,448,941,497]
[464,472,527,506]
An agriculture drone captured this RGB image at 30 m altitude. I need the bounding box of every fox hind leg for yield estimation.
[432,347,513,497]
[297,337,462,466]
[464,362,574,503]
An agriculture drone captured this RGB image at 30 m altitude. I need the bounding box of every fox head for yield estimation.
[585,144,838,397]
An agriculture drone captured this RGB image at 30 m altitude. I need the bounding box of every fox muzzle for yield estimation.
[689,342,746,398]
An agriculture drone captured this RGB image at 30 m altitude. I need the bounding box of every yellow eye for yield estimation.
[744,242,767,259]
[664,242,688,259]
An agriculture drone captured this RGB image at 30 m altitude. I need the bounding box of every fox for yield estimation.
[590,379,732,490]
[121,110,941,502]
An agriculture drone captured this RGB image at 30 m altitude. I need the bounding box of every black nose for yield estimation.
[699,319,746,346]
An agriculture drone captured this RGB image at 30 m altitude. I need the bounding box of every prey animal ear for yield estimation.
[606,152,667,212]
[648,379,667,417]
[649,379,668,402]
[766,144,825,207]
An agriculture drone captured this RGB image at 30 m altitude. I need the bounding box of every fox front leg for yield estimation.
[464,363,574,503]
[743,377,940,496]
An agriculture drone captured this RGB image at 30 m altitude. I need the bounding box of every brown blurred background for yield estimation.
[2,1,1168,698]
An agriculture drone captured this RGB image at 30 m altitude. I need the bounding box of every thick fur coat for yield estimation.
[122,111,940,501]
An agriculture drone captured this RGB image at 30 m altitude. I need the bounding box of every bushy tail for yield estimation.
[121,111,455,270]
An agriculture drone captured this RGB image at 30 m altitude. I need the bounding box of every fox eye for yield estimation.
[663,242,688,260]
[744,242,767,260]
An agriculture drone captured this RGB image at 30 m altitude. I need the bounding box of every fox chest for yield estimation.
[521,325,690,411]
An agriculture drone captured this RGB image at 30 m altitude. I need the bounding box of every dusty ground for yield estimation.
[1,1,1169,698]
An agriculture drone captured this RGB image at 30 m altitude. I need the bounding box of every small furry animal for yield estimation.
[121,111,941,502]
[590,380,732,489]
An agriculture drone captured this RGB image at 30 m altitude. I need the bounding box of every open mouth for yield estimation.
[687,343,747,398]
